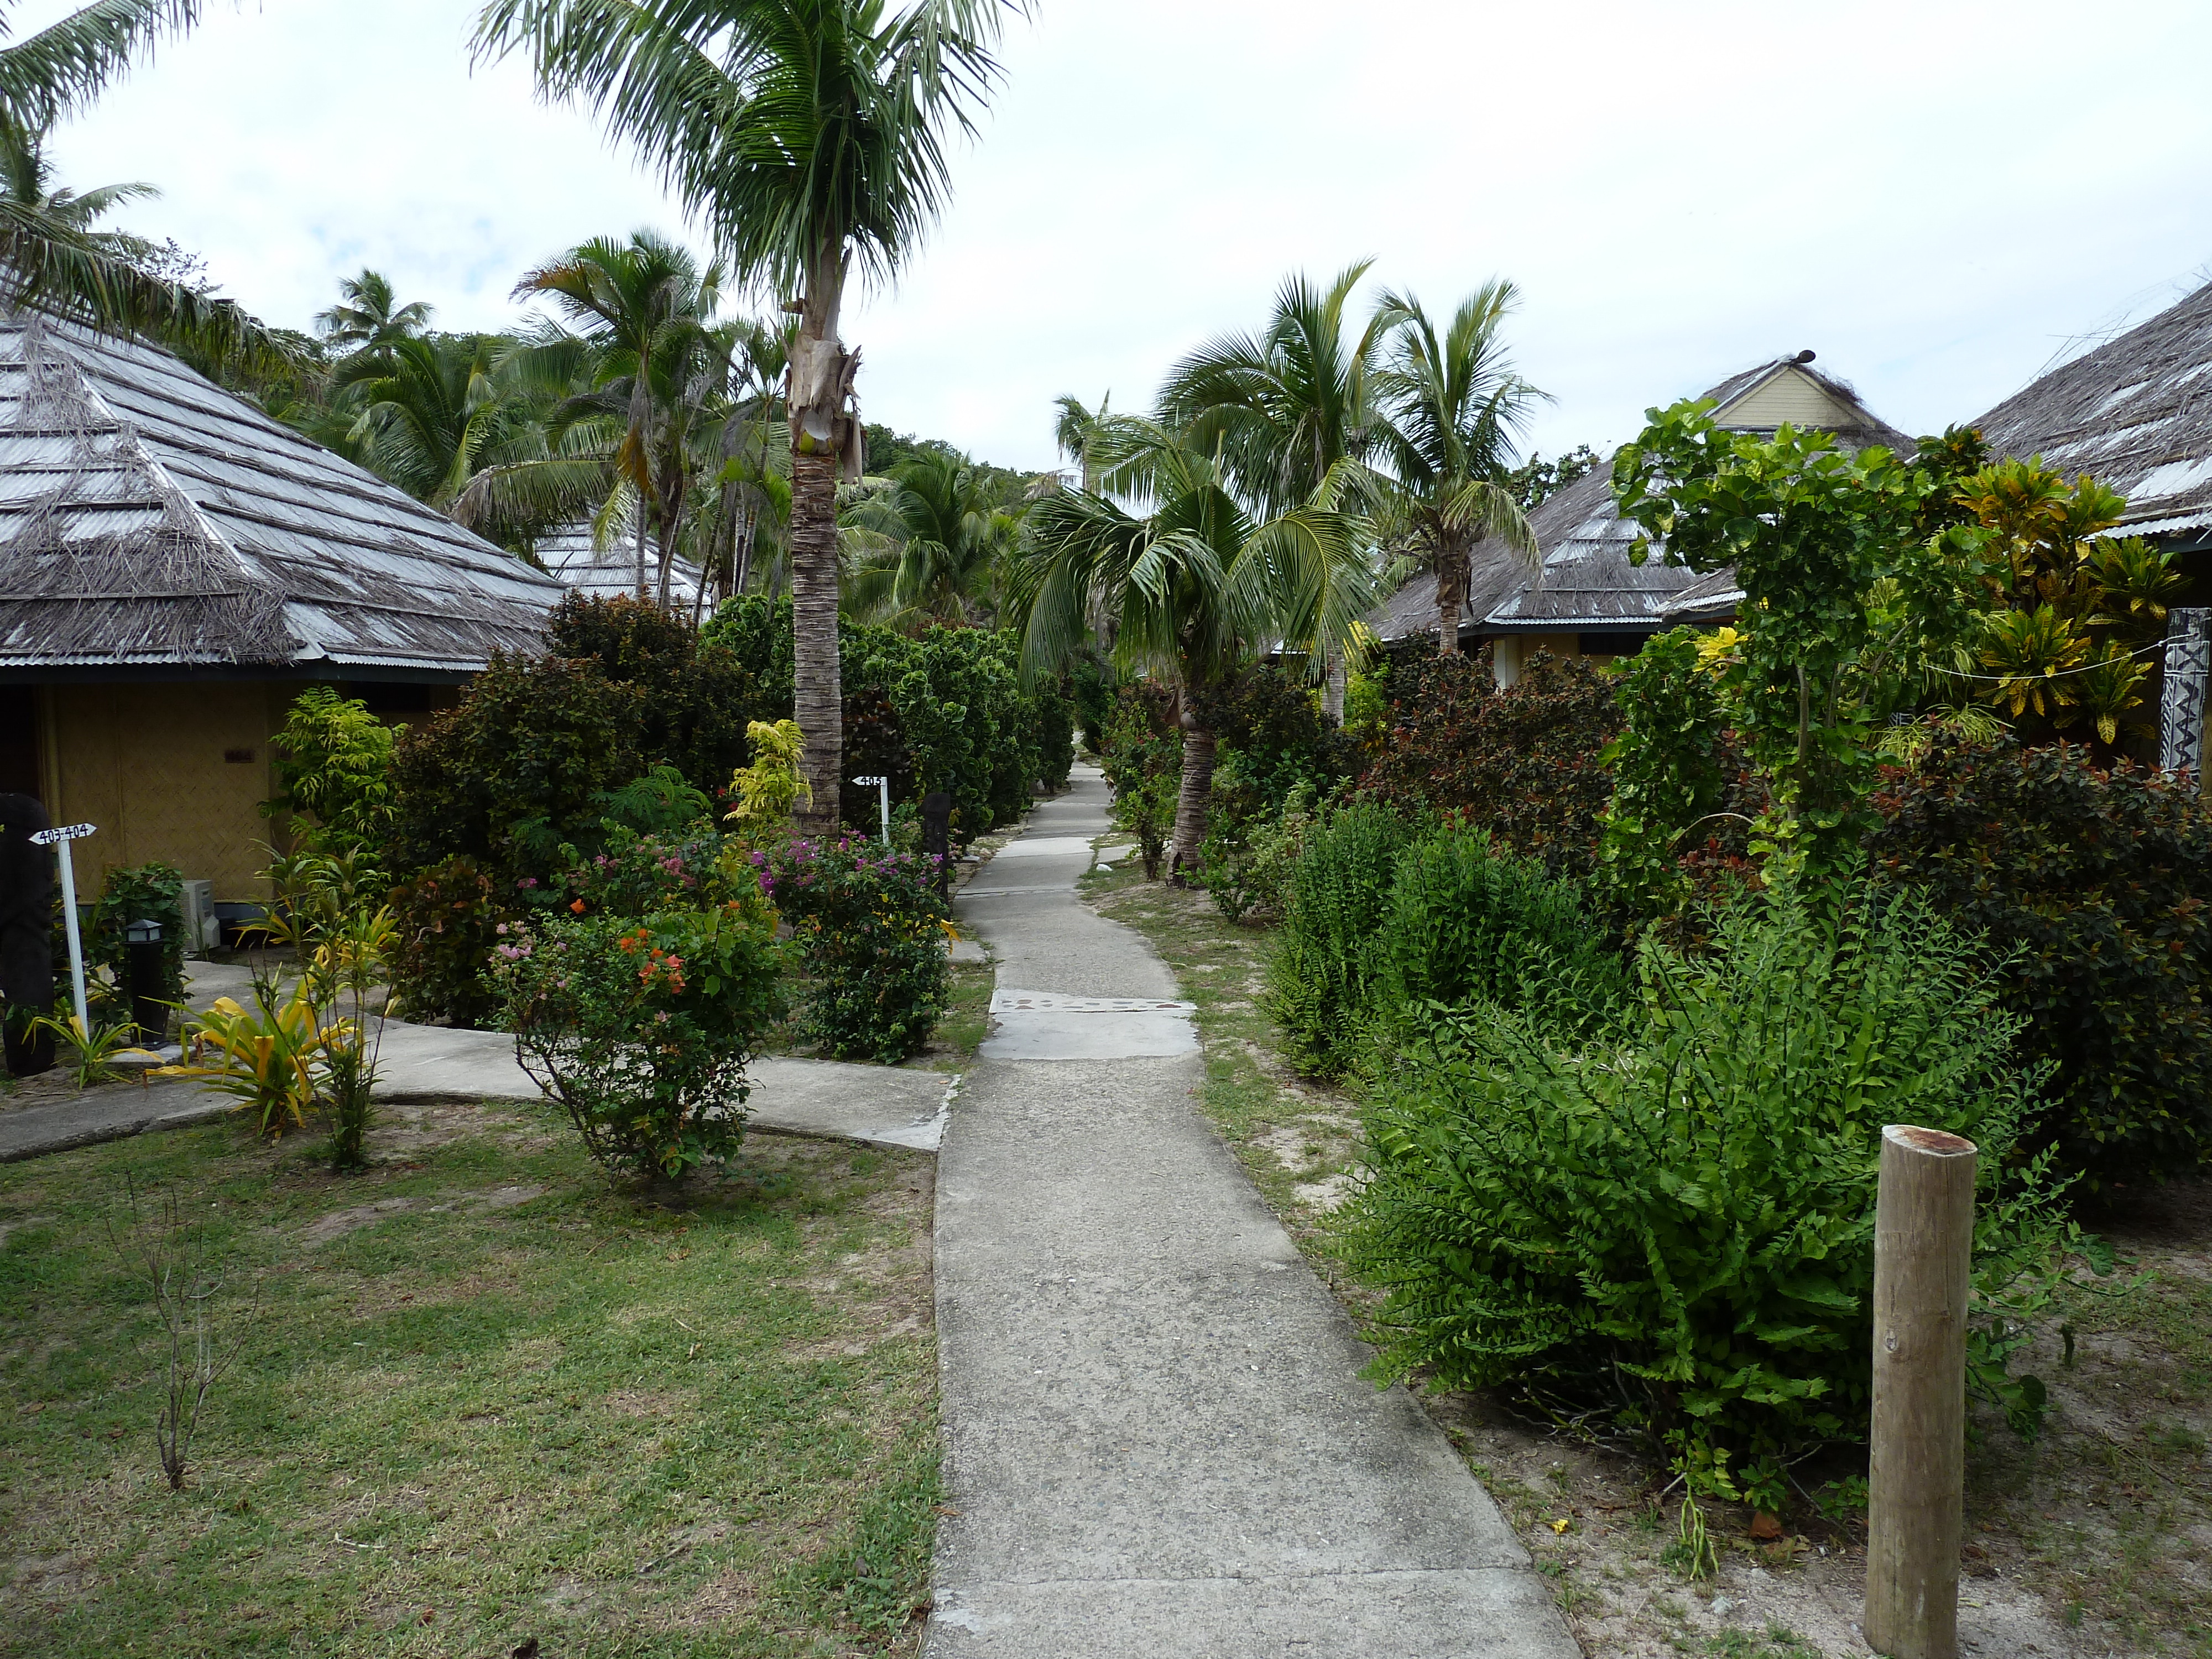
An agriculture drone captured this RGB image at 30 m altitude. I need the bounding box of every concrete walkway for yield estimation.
[928,765,1575,1657]
[0,961,953,1163]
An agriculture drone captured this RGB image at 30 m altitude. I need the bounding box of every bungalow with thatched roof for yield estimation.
[1973,279,2212,771]
[1366,353,1910,683]
[0,311,564,911]
[538,511,708,615]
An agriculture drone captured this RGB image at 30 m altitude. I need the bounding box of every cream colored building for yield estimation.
[0,313,559,912]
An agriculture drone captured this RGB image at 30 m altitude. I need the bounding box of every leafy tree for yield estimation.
[1370,281,1542,654]
[1504,442,1601,512]
[1613,404,1960,876]
[476,0,1026,834]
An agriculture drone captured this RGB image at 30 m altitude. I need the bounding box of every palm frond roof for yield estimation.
[538,511,706,610]
[1974,279,2212,539]
[0,310,563,677]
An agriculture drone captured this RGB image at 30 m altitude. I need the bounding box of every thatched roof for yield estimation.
[1371,356,1909,645]
[538,512,706,611]
[1974,279,2212,539]
[0,311,563,678]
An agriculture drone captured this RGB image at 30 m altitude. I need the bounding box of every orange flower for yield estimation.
[571,898,587,914]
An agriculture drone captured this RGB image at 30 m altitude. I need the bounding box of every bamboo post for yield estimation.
[1865,1124,1978,1659]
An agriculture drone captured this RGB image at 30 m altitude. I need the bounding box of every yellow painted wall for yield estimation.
[1714,366,1863,431]
[44,681,307,904]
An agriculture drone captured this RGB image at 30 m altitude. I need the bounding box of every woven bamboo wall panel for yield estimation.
[48,682,301,902]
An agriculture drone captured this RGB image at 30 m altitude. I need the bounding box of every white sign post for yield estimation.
[852,776,892,846]
[30,823,97,1032]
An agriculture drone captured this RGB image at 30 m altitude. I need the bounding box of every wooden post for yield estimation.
[1865,1124,1978,1659]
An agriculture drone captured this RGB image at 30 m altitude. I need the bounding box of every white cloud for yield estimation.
[32,0,2212,473]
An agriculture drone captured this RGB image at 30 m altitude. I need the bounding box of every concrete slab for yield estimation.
[4,982,957,1160]
[928,766,1575,1657]
[977,987,1198,1062]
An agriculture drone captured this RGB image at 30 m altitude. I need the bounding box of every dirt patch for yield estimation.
[302,1196,418,1244]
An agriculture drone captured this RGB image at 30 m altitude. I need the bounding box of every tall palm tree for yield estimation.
[0,3,276,364]
[841,449,1016,627]
[1157,263,1394,714]
[1015,415,1377,881]
[1159,261,1391,521]
[316,269,434,357]
[512,231,727,605]
[475,0,1025,832]
[1370,281,1543,654]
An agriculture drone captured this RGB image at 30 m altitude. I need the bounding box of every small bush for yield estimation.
[264,686,399,859]
[1264,798,1412,1077]
[389,855,508,1028]
[85,862,185,1022]
[494,900,785,1182]
[765,837,952,1063]
[1335,883,2094,1483]
[1368,821,1630,1046]
[1866,735,2212,1184]
[1100,685,1181,879]
[1361,646,1621,878]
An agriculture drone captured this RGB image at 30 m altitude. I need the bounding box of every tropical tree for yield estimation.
[475,0,1025,832]
[341,333,546,512]
[509,231,730,605]
[1156,262,1400,713]
[1370,280,1543,653]
[841,450,1017,627]
[1014,415,1377,880]
[0,2,276,363]
[316,269,434,357]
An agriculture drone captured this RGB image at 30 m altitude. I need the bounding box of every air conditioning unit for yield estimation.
[178,880,221,957]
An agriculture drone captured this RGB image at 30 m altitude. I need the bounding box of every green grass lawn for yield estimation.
[0,1099,940,1658]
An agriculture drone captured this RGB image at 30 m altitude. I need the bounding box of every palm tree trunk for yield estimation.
[1435,541,1468,656]
[1323,653,1347,724]
[788,249,858,837]
[790,446,843,836]
[1168,692,1217,888]
[634,502,649,602]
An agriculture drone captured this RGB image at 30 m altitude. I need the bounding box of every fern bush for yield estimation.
[1264,799,1411,1077]
[1368,822,1630,1046]
[1335,883,2094,1487]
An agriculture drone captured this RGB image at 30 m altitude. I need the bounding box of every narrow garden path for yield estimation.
[929,764,1577,1657]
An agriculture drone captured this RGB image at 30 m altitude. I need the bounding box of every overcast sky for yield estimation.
[31,0,2212,473]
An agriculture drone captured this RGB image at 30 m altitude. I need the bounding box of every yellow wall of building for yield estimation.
[1714,366,1864,432]
[41,681,306,904]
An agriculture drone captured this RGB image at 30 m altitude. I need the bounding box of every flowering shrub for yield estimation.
[493,899,785,1182]
[764,837,952,1062]
[389,855,509,1028]
[560,826,722,917]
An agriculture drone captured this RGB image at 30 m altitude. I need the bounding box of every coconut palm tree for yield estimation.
[342,333,546,512]
[316,269,434,358]
[0,4,276,364]
[474,0,1024,832]
[1156,263,1397,715]
[1370,281,1543,654]
[1014,415,1377,881]
[841,449,1017,627]
[510,231,729,605]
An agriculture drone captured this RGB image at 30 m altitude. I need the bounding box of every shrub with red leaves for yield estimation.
[1360,646,1622,879]
[1866,735,2212,1185]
